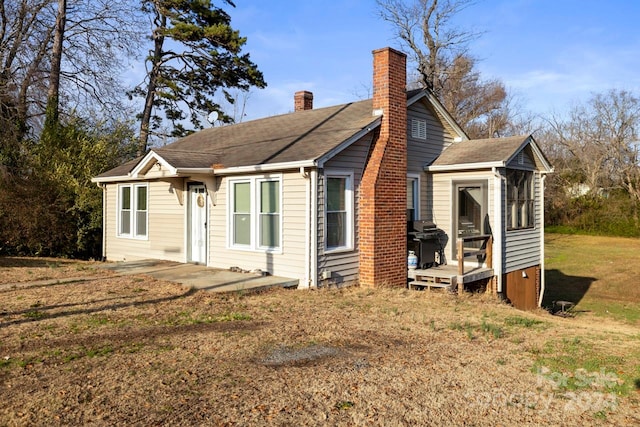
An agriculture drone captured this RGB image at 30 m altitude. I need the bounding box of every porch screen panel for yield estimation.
[120,186,131,235]
[259,181,280,248]
[233,182,251,245]
[135,185,147,237]
[327,177,347,248]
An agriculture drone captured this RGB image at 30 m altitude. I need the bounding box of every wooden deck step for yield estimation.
[408,280,453,290]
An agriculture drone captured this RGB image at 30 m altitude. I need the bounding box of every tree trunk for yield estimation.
[45,0,67,130]
[138,12,166,157]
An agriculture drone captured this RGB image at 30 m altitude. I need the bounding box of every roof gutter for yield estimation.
[91,175,135,184]
[91,168,214,184]
[426,161,505,172]
[174,168,215,175]
[213,160,316,175]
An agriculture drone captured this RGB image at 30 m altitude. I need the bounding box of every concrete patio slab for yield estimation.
[98,260,299,293]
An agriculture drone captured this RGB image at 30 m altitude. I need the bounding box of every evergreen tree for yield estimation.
[132,0,266,155]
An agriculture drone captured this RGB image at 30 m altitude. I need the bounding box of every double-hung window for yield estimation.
[118,184,148,238]
[325,171,353,251]
[229,176,281,251]
[507,169,535,230]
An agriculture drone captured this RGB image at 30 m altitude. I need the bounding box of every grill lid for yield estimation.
[408,220,437,233]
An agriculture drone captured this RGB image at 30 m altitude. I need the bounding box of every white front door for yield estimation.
[188,185,207,264]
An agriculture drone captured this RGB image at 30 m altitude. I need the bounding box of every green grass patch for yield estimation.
[544,234,640,325]
[164,310,252,325]
[532,336,634,395]
[335,401,354,410]
[212,312,252,322]
[62,345,114,363]
[86,315,111,327]
[480,319,503,339]
[450,320,504,340]
[86,345,114,358]
[504,315,545,328]
[23,310,46,320]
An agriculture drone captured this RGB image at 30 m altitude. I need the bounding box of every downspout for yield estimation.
[310,168,318,288]
[538,174,548,307]
[300,167,311,289]
[101,183,106,261]
[492,167,505,294]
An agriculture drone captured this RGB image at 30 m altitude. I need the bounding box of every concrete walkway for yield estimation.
[97,260,300,293]
[0,260,299,293]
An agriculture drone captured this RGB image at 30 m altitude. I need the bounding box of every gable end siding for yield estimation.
[407,102,454,172]
[507,149,536,170]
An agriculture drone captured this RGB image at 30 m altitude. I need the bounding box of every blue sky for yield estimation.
[229,0,640,123]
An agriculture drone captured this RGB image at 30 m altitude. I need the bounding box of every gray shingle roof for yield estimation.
[96,99,378,178]
[430,135,531,167]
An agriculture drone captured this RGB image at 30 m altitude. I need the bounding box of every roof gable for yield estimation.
[407,89,468,141]
[426,135,553,172]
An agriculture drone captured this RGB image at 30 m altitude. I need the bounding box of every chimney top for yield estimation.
[294,90,313,111]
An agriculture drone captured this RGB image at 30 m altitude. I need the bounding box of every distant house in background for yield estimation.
[93,47,552,310]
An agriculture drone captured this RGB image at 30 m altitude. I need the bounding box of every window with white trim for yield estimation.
[325,172,353,251]
[118,184,148,238]
[507,169,535,230]
[411,118,427,140]
[407,176,420,221]
[229,176,281,250]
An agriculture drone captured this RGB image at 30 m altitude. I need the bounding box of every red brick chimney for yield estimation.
[294,90,313,111]
[359,47,407,288]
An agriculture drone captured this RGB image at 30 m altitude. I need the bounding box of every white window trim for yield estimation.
[411,118,427,140]
[227,174,283,253]
[407,173,421,221]
[116,183,149,240]
[324,169,354,253]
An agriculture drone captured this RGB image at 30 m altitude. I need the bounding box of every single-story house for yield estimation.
[93,47,552,309]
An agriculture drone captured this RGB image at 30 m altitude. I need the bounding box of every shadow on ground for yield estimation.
[0,257,79,268]
[542,269,597,311]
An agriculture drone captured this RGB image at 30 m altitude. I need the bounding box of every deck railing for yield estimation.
[456,234,493,276]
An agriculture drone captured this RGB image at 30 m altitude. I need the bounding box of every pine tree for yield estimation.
[133,0,266,155]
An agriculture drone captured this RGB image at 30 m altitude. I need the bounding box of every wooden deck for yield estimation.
[407,264,494,292]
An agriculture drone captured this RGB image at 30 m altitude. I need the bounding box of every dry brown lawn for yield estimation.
[1,257,639,426]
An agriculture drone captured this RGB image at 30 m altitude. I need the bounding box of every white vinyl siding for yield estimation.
[228,176,282,252]
[209,172,305,281]
[117,183,148,239]
[105,180,185,262]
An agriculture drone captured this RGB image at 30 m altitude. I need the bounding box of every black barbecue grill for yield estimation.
[407,220,446,269]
